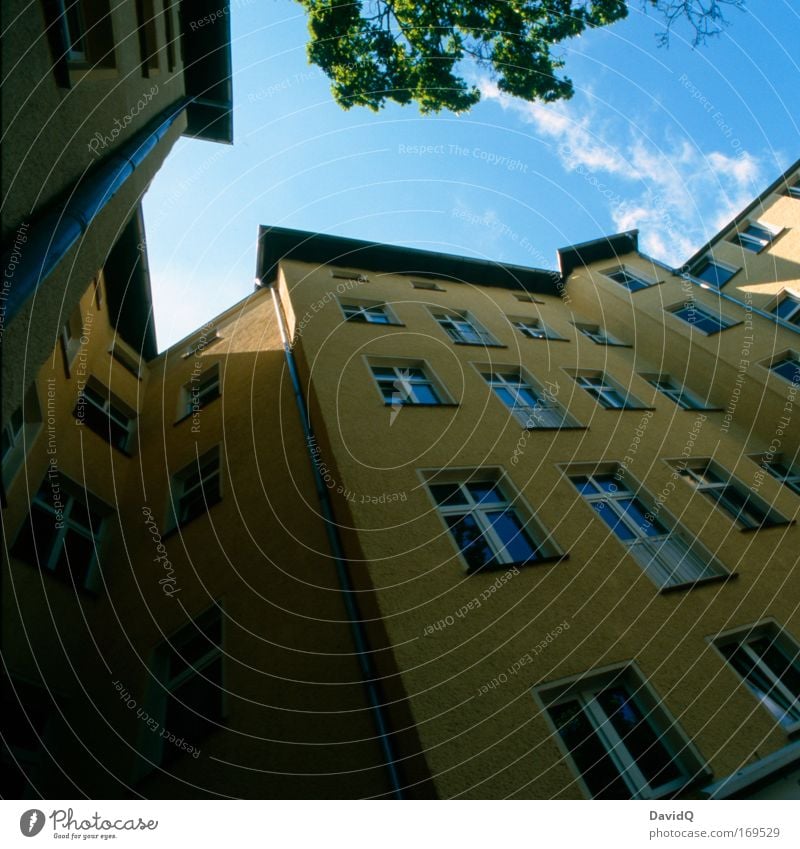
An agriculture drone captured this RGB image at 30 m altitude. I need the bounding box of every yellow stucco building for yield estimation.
[4,140,800,798]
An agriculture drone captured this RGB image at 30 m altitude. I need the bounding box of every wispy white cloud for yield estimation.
[478,78,766,265]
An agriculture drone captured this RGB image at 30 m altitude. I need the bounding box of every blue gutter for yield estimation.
[266,283,405,800]
[1,97,190,325]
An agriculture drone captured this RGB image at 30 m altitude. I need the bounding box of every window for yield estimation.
[109,340,143,378]
[481,370,576,428]
[163,0,176,71]
[49,1,116,72]
[170,447,222,528]
[733,222,777,253]
[570,470,726,588]
[182,364,221,417]
[61,306,83,369]
[151,606,224,764]
[541,666,697,799]
[677,461,788,529]
[74,381,135,452]
[573,373,645,410]
[369,363,443,406]
[644,375,710,411]
[786,178,800,200]
[432,311,498,346]
[604,267,654,292]
[182,328,221,358]
[690,257,738,289]
[514,293,543,304]
[759,456,800,497]
[715,625,800,731]
[135,0,159,76]
[575,323,626,346]
[772,292,800,326]
[330,269,368,282]
[1,386,42,490]
[668,302,735,334]
[511,318,561,340]
[11,475,108,588]
[341,301,398,325]
[58,0,88,61]
[427,476,553,573]
[411,280,445,291]
[768,352,800,386]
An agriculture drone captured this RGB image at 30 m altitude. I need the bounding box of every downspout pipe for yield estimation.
[266,282,405,800]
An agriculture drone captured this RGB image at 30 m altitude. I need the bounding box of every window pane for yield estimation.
[466,482,505,504]
[750,638,800,711]
[695,261,734,288]
[12,504,58,569]
[53,528,94,585]
[571,476,597,496]
[550,699,632,799]
[429,483,468,506]
[163,657,223,764]
[444,513,496,571]
[410,383,439,404]
[485,510,537,563]
[722,643,800,725]
[593,500,636,541]
[594,475,622,493]
[619,498,665,537]
[168,618,224,681]
[597,687,682,790]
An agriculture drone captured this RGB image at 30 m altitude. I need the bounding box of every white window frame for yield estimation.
[602,266,655,292]
[12,476,108,590]
[510,317,562,340]
[480,368,576,428]
[733,221,779,253]
[367,360,447,406]
[643,374,709,411]
[144,605,224,766]
[771,292,800,327]
[786,178,800,200]
[423,470,557,573]
[714,624,800,733]
[340,300,399,325]
[170,447,222,529]
[765,350,800,385]
[569,468,727,589]
[756,454,800,497]
[57,0,88,62]
[689,255,739,289]
[180,363,221,419]
[572,372,644,410]
[330,269,368,282]
[77,381,135,452]
[432,310,498,346]
[537,665,700,800]
[676,460,787,529]
[668,302,735,335]
[574,322,626,346]
[2,386,42,490]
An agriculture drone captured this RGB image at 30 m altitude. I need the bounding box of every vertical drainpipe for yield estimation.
[265,282,405,800]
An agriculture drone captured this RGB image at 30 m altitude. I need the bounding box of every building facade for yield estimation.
[2,12,800,795]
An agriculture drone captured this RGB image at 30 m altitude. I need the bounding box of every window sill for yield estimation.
[453,341,507,348]
[739,519,795,533]
[524,425,588,432]
[607,406,656,412]
[659,571,738,595]
[345,320,405,328]
[523,336,569,342]
[382,402,459,408]
[466,552,568,575]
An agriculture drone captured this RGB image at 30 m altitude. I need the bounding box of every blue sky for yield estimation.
[143,0,800,350]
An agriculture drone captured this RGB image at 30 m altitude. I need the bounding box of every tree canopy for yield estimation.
[296,1,745,113]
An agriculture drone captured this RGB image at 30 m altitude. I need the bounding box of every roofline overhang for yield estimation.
[557,230,639,278]
[255,226,563,295]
